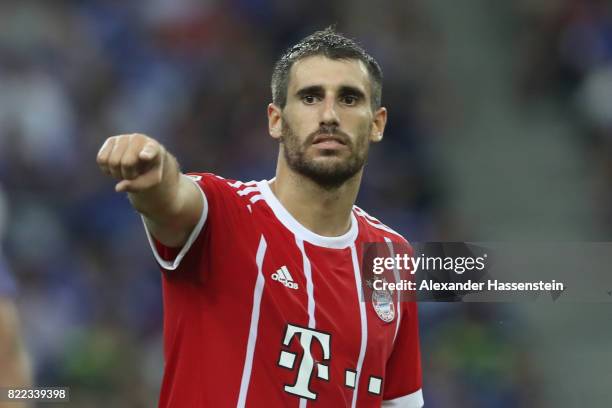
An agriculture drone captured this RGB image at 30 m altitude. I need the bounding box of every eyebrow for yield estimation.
[296,85,325,98]
[295,85,367,100]
[338,85,366,100]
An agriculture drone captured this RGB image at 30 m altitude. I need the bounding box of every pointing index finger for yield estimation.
[139,142,159,161]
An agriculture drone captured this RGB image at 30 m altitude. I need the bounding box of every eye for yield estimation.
[302,95,320,104]
[341,95,359,106]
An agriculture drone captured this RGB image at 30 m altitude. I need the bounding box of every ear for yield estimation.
[370,107,387,143]
[268,103,283,140]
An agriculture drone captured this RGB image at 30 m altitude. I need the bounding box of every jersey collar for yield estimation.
[257,179,359,249]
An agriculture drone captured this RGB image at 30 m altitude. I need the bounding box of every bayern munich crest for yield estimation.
[371,286,395,323]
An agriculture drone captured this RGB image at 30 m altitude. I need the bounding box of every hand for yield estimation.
[96,133,167,193]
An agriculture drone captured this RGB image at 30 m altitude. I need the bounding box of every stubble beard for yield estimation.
[280,119,371,190]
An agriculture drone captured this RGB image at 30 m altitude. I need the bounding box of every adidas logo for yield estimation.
[271,266,299,290]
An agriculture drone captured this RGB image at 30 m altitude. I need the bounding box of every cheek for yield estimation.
[284,110,307,132]
[356,122,374,149]
[344,110,371,129]
[288,122,316,143]
[350,116,373,138]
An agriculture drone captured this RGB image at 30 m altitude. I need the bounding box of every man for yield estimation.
[97,28,423,407]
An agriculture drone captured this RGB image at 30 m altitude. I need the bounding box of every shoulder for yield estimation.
[352,205,410,245]
[184,172,267,210]
[185,172,260,196]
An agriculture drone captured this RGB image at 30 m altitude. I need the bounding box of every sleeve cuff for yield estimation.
[382,389,424,408]
[142,174,208,271]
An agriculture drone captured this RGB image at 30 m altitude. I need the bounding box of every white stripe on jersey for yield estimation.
[353,206,404,239]
[350,243,368,408]
[228,180,257,188]
[237,186,260,196]
[237,235,267,408]
[352,205,381,223]
[296,239,316,329]
[296,238,316,408]
[249,194,264,204]
[384,237,402,344]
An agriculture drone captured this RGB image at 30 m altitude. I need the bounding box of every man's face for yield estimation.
[269,55,386,189]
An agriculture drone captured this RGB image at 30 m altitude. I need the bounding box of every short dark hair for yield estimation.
[271,27,383,110]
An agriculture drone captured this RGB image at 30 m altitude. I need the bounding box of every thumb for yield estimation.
[115,179,131,193]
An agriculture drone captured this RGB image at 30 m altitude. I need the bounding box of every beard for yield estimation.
[280,118,371,190]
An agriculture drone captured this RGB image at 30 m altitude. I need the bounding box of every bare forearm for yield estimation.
[135,172,203,247]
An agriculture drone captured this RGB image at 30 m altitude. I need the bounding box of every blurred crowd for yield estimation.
[3,0,607,406]
[516,0,612,234]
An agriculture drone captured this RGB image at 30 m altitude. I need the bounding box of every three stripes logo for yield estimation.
[271,266,299,290]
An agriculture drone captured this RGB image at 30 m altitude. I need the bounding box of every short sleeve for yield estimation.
[142,172,246,274]
[143,174,208,271]
[382,302,423,407]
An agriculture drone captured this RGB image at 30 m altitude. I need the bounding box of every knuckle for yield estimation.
[108,157,121,168]
[133,133,147,142]
[122,156,138,168]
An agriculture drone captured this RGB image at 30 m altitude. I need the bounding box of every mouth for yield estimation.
[312,133,347,147]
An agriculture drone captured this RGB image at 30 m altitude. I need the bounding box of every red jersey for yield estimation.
[144,173,423,407]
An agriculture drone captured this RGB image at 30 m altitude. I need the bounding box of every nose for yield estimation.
[320,96,340,126]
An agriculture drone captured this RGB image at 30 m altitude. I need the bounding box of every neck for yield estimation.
[269,159,362,237]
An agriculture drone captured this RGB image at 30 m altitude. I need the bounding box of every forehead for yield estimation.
[288,55,371,95]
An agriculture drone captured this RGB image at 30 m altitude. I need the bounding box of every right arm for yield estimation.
[96,134,203,248]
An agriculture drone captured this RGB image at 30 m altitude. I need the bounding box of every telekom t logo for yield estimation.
[277,324,331,400]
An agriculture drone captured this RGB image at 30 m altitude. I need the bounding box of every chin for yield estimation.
[309,150,348,160]
[310,158,348,171]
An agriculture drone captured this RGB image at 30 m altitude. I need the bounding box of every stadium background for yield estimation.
[0,0,611,406]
